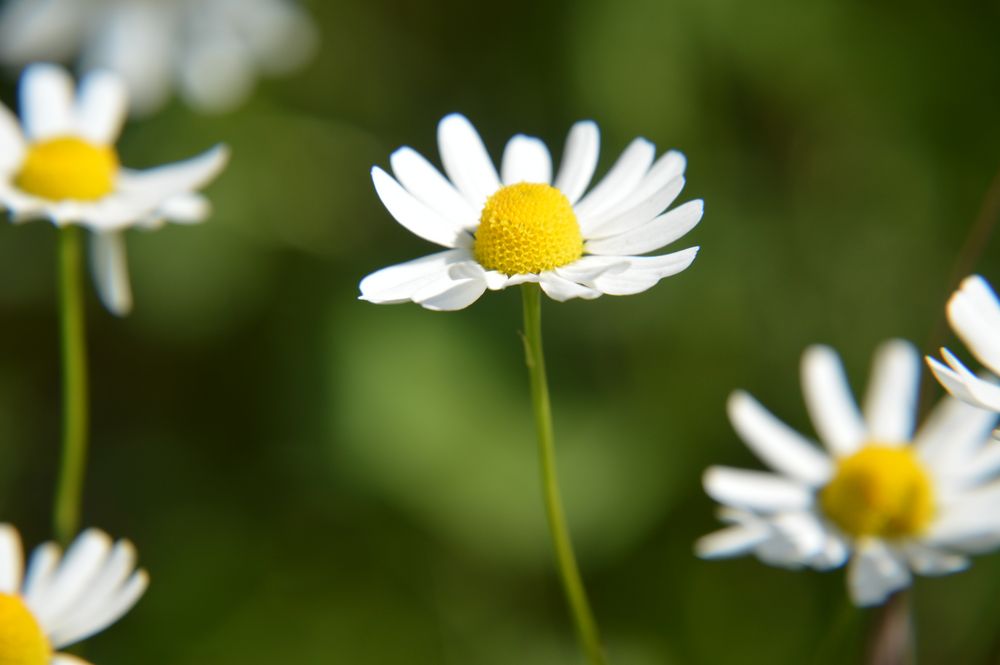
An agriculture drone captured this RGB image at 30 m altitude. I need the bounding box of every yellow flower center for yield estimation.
[15,137,119,201]
[0,594,50,665]
[820,445,934,539]
[473,183,583,276]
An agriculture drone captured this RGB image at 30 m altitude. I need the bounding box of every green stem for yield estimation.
[53,226,90,547]
[521,283,607,665]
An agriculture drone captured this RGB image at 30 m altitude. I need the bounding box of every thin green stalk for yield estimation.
[521,283,607,665]
[53,226,90,547]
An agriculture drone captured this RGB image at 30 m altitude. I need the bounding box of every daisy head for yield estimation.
[359,113,703,311]
[697,340,1000,606]
[0,63,229,314]
[0,524,148,665]
[927,274,1000,412]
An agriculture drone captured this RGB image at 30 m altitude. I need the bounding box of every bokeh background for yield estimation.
[1,0,1000,663]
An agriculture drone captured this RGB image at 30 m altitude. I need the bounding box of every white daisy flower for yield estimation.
[0,524,148,665]
[697,340,1000,606]
[927,275,1000,412]
[359,113,703,311]
[0,0,318,116]
[0,63,229,315]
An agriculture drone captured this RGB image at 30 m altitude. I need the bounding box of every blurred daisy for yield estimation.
[697,340,1000,606]
[360,113,703,310]
[0,524,148,665]
[0,63,228,315]
[0,0,318,116]
[927,275,1000,412]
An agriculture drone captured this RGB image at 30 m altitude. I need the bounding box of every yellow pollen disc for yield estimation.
[15,136,119,201]
[474,183,583,276]
[820,445,934,539]
[0,594,50,665]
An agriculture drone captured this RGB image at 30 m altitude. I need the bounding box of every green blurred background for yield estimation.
[2,0,1000,662]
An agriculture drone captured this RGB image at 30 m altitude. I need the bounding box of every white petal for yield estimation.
[500,134,552,185]
[771,512,827,560]
[580,248,699,296]
[553,120,599,204]
[145,193,210,227]
[573,138,655,221]
[437,113,501,209]
[371,167,472,249]
[703,466,813,512]
[810,532,850,570]
[0,102,26,173]
[80,3,175,117]
[20,63,76,140]
[695,523,769,559]
[585,176,686,239]
[552,255,630,282]
[412,274,488,311]
[51,654,93,665]
[847,540,911,607]
[538,272,603,301]
[32,530,111,629]
[928,352,1000,412]
[0,524,23,594]
[582,150,686,235]
[949,275,1000,375]
[727,390,832,485]
[903,544,968,576]
[89,231,133,316]
[75,69,127,145]
[359,249,471,304]
[584,200,703,256]
[915,391,998,471]
[863,339,920,443]
[50,569,147,649]
[390,147,478,230]
[801,345,866,457]
[927,483,1000,553]
[117,144,229,207]
[23,543,60,610]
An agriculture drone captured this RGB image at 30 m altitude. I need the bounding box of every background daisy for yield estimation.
[699,340,1000,606]
[0,63,227,314]
[0,524,147,665]
[928,274,1000,412]
[0,0,318,115]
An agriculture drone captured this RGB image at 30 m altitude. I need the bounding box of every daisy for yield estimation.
[927,275,1000,412]
[0,524,148,665]
[0,0,318,116]
[697,340,1000,606]
[0,63,228,315]
[359,113,703,310]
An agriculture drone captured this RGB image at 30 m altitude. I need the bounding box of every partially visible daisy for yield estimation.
[0,524,148,665]
[0,0,318,116]
[359,113,703,310]
[927,274,1000,412]
[697,340,1000,606]
[0,63,228,314]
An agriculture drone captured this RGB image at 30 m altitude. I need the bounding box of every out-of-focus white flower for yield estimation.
[0,524,148,665]
[0,63,228,314]
[927,275,1000,412]
[360,113,703,311]
[698,340,1000,606]
[0,0,318,116]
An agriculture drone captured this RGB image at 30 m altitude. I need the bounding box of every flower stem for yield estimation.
[520,283,607,665]
[867,590,915,665]
[53,226,90,547]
